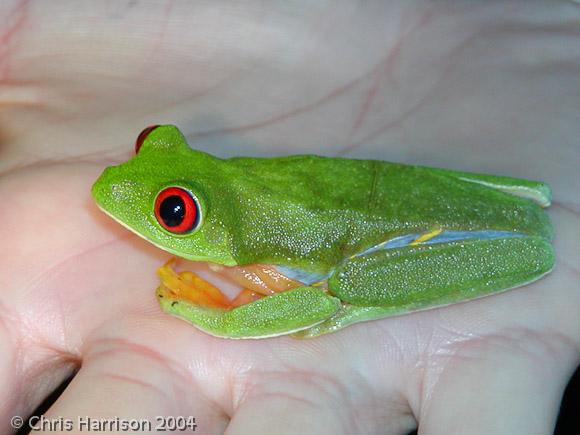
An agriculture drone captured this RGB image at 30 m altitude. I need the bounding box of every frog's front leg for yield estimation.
[156,261,341,338]
[157,285,340,339]
[297,235,554,338]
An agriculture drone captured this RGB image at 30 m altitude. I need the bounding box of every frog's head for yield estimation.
[91,125,236,266]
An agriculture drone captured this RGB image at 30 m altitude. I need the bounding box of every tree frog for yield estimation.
[92,125,555,339]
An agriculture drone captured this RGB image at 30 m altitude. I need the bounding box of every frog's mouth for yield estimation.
[156,258,327,310]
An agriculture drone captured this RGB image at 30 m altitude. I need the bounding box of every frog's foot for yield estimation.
[156,259,341,338]
[157,259,310,309]
[157,259,231,308]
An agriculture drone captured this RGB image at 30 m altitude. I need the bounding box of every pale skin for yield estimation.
[1,1,579,434]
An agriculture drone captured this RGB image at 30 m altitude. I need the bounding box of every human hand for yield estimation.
[1,2,579,434]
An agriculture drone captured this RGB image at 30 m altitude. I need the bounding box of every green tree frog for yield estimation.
[92,125,555,339]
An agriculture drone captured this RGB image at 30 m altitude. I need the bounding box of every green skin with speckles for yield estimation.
[92,125,554,339]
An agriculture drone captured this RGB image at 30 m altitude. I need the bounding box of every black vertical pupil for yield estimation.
[159,195,185,227]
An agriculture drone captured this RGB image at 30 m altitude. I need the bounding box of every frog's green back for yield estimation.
[92,125,552,274]
[213,153,552,272]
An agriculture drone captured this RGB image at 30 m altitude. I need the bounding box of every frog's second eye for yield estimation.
[135,125,160,154]
[154,187,200,234]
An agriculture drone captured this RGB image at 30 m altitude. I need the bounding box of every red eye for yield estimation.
[135,125,160,154]
[154,187,200,234]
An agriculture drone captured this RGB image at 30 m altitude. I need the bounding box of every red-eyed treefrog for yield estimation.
[91,125,554,339]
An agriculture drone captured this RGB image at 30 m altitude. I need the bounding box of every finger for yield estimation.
[0,163,164,430]
[0,296,81,433]
[226,371,416,435]
[414,333,578,435]
[37,338,228,435]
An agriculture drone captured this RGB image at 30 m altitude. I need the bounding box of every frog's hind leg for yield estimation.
[332,235,554,308]
[296,235,554,338]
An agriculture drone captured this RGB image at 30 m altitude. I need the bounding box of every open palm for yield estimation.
[1,2,579,434]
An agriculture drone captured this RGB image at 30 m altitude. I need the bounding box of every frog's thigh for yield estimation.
[329,236,554,309]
